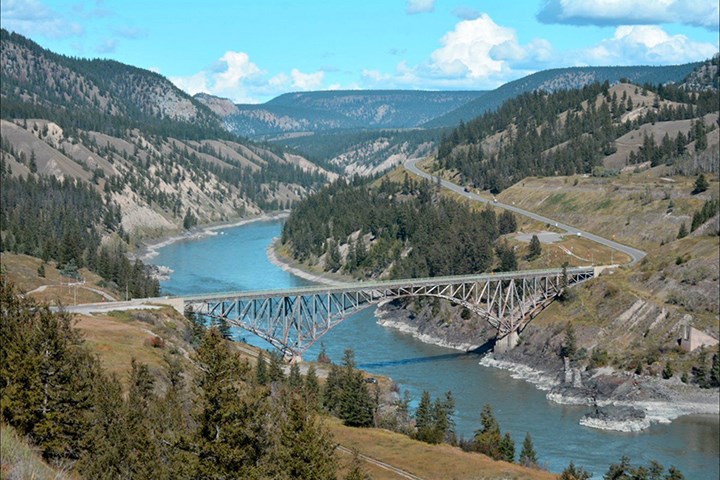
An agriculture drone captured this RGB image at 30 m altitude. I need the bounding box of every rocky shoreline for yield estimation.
[373,303,719,432]
[263,234,720,433]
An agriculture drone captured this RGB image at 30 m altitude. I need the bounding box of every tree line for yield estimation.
[436,79,719,192]
[0,167,158,298]
[282,175,518,279]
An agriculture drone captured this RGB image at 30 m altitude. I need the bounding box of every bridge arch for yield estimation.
[187,267,596,361]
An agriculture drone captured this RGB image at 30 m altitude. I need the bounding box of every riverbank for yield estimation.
[266,240,353,287]
[136,211,290,263]
[373,301,719,432]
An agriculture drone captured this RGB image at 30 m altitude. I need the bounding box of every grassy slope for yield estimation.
[494,169,719,369]
[496,171,718,251]
[1,424,75,480]
[328,418,555,480]
[0,253,118,305]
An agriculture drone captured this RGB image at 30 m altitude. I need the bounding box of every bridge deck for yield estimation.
[180,266,595,302]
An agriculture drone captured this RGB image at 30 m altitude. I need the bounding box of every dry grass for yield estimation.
[0,253,116,305]
[497,172,718,250]
[328,418,555,480]
[0,424,74,480]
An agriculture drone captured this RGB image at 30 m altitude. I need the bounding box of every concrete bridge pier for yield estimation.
[494,330,519,354]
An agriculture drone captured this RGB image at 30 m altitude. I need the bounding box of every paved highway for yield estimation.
[405,158,646,265]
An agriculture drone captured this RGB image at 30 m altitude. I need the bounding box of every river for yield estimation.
[151,219,719,479]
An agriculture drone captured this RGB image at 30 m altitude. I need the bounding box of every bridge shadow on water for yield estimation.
[357,339,495,369]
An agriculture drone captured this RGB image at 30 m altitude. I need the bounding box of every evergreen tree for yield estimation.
[414,391,434,442]
[192,328,262,478]
[561,323,578,359]
[255,350,269,385]
[693,174,709,194]
[473,403,502,460]
[711,351,720,388]
[216,317,232,340]
[288,363,304,390]
[560,462,592,480]
[272,396,337,480]
[338,350,373,427]
[499,432,515,463]
[268,350,286,383]
[519,432,538,468]
[304,365,322,411]
[677,222,688,239]
[498,210,517,235]
[0,283,97,461]
[527,234,542,260]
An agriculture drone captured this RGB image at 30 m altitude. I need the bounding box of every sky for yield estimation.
[2,0,718,103]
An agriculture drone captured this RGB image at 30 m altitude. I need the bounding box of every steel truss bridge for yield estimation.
[182,266,598,360]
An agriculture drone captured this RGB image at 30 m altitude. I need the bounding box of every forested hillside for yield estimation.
[436,80,719,192]
[425,62,704,128]
[281,176,519,279]
[0,29,333,300]
[197,90,487,138]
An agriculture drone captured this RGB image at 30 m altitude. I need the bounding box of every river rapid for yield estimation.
[150,219,719,479]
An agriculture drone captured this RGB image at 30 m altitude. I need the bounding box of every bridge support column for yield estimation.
[494,330,519,354]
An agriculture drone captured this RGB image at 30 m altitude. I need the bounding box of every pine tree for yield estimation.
[693,174,709,194]
[192,328,261,478]
[304,364,322,411]
[519,432,538,467]
[415,391,434,442]
[268,350,286,383]
[273,396,337,480]
[255,350,269,385]
[561,323,577,359]
[216,317,232,340]
[677,222,688,239]
[499,432,515,463]
[338,350,373,427]
[711,352,720,387]
[527,234,542,260]
[560,461,592,480]
[473,403,502,459]
[288,363,303,390]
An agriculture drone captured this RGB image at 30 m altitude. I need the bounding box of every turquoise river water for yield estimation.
[150,219,719,479]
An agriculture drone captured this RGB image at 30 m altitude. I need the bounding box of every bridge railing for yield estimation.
[179,266,596,303]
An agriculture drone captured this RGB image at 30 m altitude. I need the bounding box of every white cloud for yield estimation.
[170,52,327,103]
[406,0,435,14]
[578,25,718,65]
[426,14,551,83]
[169,72,210,96]
[290,69,325,90]
[537,0,719,30]
[1,0,84,38]
[212,51,262,92]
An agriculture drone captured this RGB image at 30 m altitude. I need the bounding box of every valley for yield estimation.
[1,19,719,480]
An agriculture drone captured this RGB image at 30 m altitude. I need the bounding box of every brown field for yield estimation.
[329,418,556,480]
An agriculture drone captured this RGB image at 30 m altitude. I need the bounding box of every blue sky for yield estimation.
[2,0,718,103]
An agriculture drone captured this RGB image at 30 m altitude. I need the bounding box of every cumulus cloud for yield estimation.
[426,14,552,84]
[1,0,84,38]
[290,69,325,90]
[170,51,326,103]
[578,25,719,65]
[406,0,435,15]
[537,0,719,30]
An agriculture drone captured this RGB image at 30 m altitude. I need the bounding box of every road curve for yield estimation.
[405,158,646,265]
